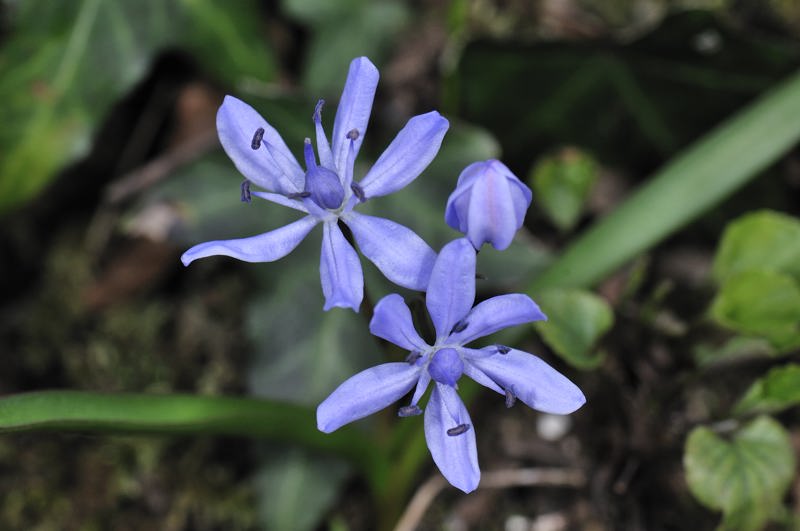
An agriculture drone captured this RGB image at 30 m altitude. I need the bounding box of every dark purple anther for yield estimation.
[496,345,511,355]
[398,405,423,417]
[504,388,516,408]
[251,127,265,150]
[405,351,422,364]
[450,320,468,335]
[475,273,487,280]
[351,182,366,203]
[347,128,359,141]
[240,180,252,203]
[447,423,471,436]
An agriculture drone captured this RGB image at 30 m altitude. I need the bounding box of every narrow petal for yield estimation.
[370,294,428,351]
[181,215,318,265]
[444,161,485,233]
[313,99,335,169]
[343,212,436,290]
[359,112,449,198]
[320,222,363,311]
[317,363,420,432]
[217,96,304,193]
[462,362,503,395]
[449,294,546,345]
[251,191,309,212]
[469,349,585,414]
[466,166,517,250]
[332,57,379,174]
[426,238,476,341]
[424,384,480,493]
[410,370,432,406]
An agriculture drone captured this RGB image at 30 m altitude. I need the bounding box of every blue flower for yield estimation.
[182,57,449,311]
[316,238,586,493]
[445,159,532,250]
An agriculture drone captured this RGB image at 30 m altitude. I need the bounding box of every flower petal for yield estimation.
[468,349,585,414]
[332,57,379,174]
[449,293,546,345]
[320,222,363,311]
[181,215,318,265]
[358,111,449,198]
[217,95,304,193]
[343,212,436,290]
[424,384,480,493]
[317,362,420,432]
[426,238,476,341]
[370,294,428,351]
[466,165,517,250]
[252,191,309,212]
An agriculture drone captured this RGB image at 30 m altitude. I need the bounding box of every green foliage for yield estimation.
[693,336,775,367]
[529,148,598,232]
[734,364,800,416]
[283,0,410,95]
[710,268,800,352]
[533,288,613,369]
[0,0,276,214]
[712,210,800,283]
[684,416,795,531]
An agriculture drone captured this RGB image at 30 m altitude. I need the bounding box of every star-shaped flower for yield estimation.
[182,57,449,311]
[316,238,586,492]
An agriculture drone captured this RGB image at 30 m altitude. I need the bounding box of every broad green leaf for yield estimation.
[693,336,775,367]
[533,288,613,369]
[712,210,800,283]
[0,0,276,214]
[529,148,598,232]
[254,447,350,531]
[734,364,800,416]
[710,270,800,352]
[684,416,795,531]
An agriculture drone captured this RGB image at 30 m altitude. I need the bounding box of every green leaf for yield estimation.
[533,288,613,369]
[693,336,775,367]
[710,270,800,352]
[0,0,276,214]
[529,148,598,232]
[684,416,795,531]
[528,68,800,291]
[734,364,800,416]
[713,210,800,283]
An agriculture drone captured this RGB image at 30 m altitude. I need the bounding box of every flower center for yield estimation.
[427,348,463,386]
[303,138,344,210]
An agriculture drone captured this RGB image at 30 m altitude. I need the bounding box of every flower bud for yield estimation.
[445,160,532,250]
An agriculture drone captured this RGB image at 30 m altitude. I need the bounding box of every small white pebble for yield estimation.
[537,413,572,441]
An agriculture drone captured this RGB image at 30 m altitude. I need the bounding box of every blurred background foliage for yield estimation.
[2,0,800,530]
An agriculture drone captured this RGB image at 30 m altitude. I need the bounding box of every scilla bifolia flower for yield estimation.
[182,57,449,311]
[445,160,532,250]
[316,238,585,492]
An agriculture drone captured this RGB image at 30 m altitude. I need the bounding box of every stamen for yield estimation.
[313,99,324,123]
[505,388,516,408]
[240,180,252,203]
[398,405,423,417]
[351,182,366,203]
[251,127,265,150]
[303,138,316,169]
[447,423,471,436]
[496,345,511,355]
[405,351,422,364]
[347,128,359,141]
[475,273,487,280]
[288,191,311,200]
[450,320,468,335]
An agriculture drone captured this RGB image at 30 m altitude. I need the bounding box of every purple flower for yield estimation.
[316,238,586,493]
[445,160,532,250]
[182,57,449,311]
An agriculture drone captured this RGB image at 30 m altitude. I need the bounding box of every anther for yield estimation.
[240,180,252,203]
[398,405,423,417]
[495,345,511,355]
[346,128,359,141]
[504,388,516,408]
[351,182,366,202]
[405,351,422,364]
[475,273,487,280]
[450,320,468,335]
[251,127,265,150]
[447,423,471,436]
[288,191,311,199]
